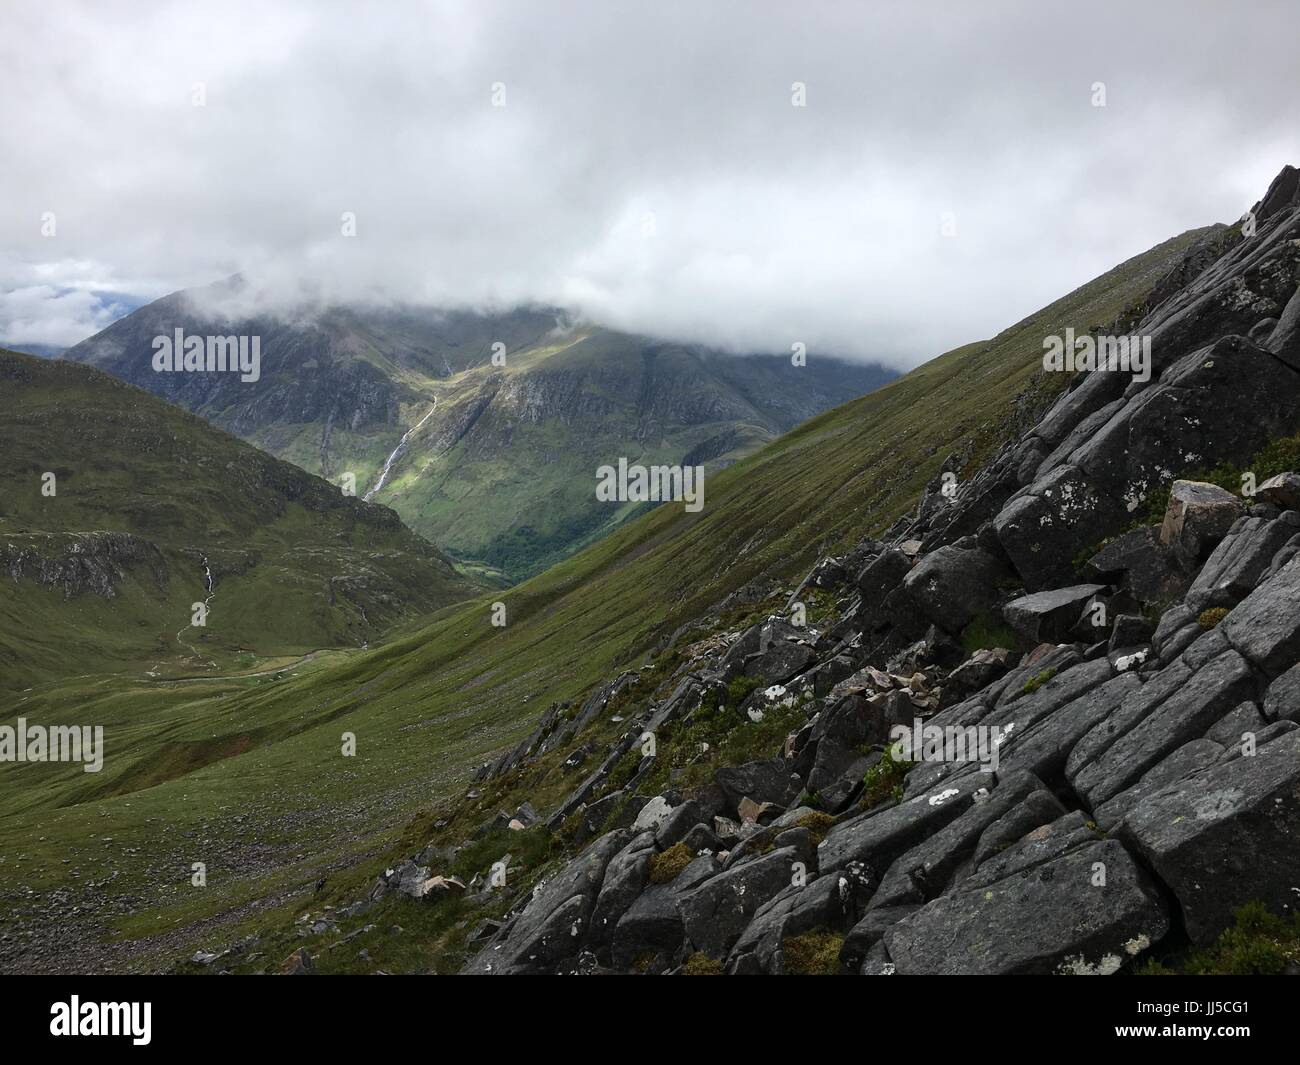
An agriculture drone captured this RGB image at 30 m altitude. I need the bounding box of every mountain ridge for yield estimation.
[0,349,476,687]
[63,296,896,579]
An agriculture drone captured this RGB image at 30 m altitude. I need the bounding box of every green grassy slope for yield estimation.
[0,352,475,688]
[0,226,1212,970]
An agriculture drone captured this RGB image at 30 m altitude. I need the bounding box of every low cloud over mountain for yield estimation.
[4,1,1299,364]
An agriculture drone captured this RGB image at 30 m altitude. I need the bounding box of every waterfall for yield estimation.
[364,399,438,502]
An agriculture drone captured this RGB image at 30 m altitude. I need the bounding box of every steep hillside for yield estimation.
[0,216,1213,973]
[0,351,474,688]
[63,295,894,580]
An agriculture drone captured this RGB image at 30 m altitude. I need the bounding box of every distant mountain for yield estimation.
[63,288,895,579]
[0,349,475,686]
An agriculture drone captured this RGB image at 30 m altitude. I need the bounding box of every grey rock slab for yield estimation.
[1186,515,1298,613]
[884,839,1168,975]
[1222,555,1300,675]
[869,770,1045,909]
[1066,657,1193,784]
[1118,731,1300,944]
[1074,649,1257,808]
[819,771,996,874]
[1264,664,1300,723]
[994,671,1141,784]
[1093,737,1225,831]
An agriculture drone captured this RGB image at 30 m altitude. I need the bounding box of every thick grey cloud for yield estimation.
[2,0,1298,363]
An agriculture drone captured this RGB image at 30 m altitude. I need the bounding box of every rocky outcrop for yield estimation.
[1,531,168,598]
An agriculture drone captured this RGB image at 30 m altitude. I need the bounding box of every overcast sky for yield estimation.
[2,0,1298,365]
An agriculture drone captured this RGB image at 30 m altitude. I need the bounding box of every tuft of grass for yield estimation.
[1198,607,1230,629]
[647,842,693,885]
[681,951,724,976]
[961,612,1022,655]
[794,811,837,846]
[1129,430,1300,530]
[860,752,913,809]
[1137,902,1300,975]
[1022,667,1058,695]
[782,930,846,975]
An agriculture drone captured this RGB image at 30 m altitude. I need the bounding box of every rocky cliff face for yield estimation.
[0,531,168,599]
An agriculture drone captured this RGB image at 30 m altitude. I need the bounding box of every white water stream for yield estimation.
[364,399,438,501]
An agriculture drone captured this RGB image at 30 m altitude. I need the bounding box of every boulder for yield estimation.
[1002,584,1106,645]
[803,693,914,777]
[587,833,656,953]
[631,795,675,835]
[1255,471,1300,510]
[654,800,703,848]
[733,618,817,685]
[994,465,1128,589]
[1108,613,1154,652]
[940,648,1018,709]
[1084,526,1186,605]
[678,845,809,959]
[610,853,721,971]
[381,861,430,900]
[714,759,800,814]
[463,829,628,974]
[840,905,922,969]
[725,862,876,974]
[901,544,1009,634]
[1159,480,1246,566]
[856,546,912,604]
[806,739,872,812]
